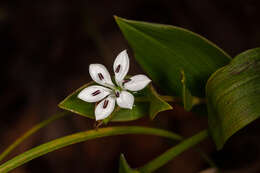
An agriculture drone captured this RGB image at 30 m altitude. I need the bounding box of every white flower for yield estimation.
[77,50,151,121]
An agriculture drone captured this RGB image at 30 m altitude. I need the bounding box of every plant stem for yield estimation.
[138,129,209,173]
[135,95,177,102]
[160,95,177,102]
[0,111,70,163]
[136,95,205,105]
[0,126,182,173]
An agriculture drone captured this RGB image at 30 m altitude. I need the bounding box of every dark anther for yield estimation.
[115,91,120,97]
[123,78,131,85]
[91,90,101,96]
[103,99,109,108]
[115,65,121,73]
[98,73,104,80]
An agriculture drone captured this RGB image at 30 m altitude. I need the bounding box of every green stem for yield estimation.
[136,95,205,105]
[160,96,177,102]
[138,129,208,173]
[0,111,70,163]
[0,126,182,173]
[135,95,177,102]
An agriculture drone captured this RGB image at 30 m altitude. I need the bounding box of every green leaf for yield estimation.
[0,126,182,173]
[206,48,260,149]
[147,85,173,119]
[115,16,231,97]
[181,70,194,111]
[0,111,70,162]
[119,154,138,173]
[58,82,172,121]
[180,70,204,111]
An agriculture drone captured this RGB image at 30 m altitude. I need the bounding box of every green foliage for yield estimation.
[206,48,260,149]
[180,70,202,111]
[59,82,172,121]
[138,130,208,172]
[0,112,70,162]
[115,16,231,97]
[119,154,138,173]
[0,126,182,173]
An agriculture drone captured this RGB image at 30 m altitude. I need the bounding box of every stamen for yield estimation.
[98,73,104,80]
[103,99,109,109]
[91,90,101,96]
[115,65,121,73]
[115,91,120,97]
[123,78,131,85]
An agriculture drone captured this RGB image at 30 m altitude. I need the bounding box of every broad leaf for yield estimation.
[115,16,231,97]
[59,82,172,121]
[206,48,260,149]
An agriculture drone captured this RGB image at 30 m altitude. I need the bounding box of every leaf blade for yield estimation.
[119,154,138,173]
[115,16,231,97]
[0,126,182,173]
[206,48,260,149]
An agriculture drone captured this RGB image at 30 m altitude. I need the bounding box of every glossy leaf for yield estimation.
[59,82,172,121]
[115,16,231,97]
[206,48,260,149]
[0,126,182,173]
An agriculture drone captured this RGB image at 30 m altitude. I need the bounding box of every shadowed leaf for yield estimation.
[206,48,260,149]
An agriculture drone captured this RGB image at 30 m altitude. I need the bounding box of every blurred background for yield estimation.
[0,0,260,172]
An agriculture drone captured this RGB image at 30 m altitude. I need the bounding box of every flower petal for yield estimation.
[116,91,134,109]
[123,74,151,91]
[77,85,111,103]
[95,96,115,120]
[89,64,114,88]
[113,50,130,86]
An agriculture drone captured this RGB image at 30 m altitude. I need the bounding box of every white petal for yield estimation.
[123,74,151,91]
[77,85,111,103]
[95,96,115,120]
[116,91,134,109]
[113,50,130,86]
[89,64,114,88]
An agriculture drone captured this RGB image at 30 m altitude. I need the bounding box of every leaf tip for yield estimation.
[119,153,136,173]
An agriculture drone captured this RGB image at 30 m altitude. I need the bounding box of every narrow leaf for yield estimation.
[138,130,208,172]
[0,126,182,173]
[119,154,138,173]
[115,16,231,97]
[206,48,260,149]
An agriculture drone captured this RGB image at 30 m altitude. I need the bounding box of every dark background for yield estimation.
[0,0,260,172]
